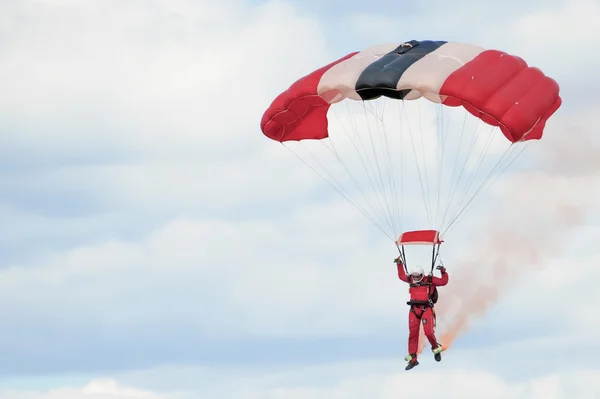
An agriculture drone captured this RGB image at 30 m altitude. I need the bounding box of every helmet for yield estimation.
[410,266,424,283]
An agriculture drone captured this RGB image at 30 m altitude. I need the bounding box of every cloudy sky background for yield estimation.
[0,0,599,397]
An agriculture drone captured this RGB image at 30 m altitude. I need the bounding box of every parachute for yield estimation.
[260,40,561,265]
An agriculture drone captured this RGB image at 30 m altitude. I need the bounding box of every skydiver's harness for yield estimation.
[406,276,438,324]
[407,275,438,308]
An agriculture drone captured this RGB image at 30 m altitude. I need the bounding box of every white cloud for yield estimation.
[0,202,402,339]
[484,0,600,78]
[1,184,598,349]
[4,358,600,399]
[0,0,329,159]
[0,379,179,399]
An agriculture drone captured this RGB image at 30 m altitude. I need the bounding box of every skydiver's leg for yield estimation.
[422,308,443,361]
[407,308,420,356]
[421,307,439,348]
[405,307,421,370]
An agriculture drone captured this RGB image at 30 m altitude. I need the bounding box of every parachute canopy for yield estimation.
[260,39,561,243]
[261,40,561,145]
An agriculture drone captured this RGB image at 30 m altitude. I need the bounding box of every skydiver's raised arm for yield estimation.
[431,267,448,286]
[396,259,409,283]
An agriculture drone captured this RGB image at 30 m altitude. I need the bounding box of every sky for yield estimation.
[0,0,599,398]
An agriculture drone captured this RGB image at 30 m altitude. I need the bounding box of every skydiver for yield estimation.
[394,256,448,371]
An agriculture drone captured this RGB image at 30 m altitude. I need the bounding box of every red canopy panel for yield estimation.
[396,230,443,246]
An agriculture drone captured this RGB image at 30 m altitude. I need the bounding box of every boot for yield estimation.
[405,354,419,370]
[433,344,443,362]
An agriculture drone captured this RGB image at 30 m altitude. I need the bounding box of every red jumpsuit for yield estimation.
[397,264,448,357]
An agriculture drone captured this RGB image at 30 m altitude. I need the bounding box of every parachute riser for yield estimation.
[430,243,442,274]
[396,242,440,274]
[395,243,408,274]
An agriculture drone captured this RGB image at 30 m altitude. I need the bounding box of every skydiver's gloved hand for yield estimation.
[394,256,403,265]
[436,265,446,273]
